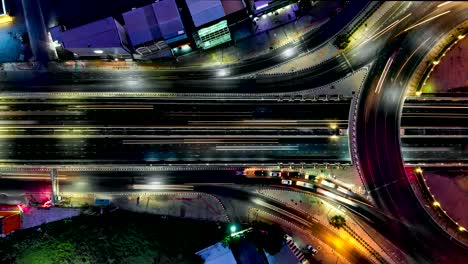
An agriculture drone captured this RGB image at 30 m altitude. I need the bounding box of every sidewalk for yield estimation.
[58,191,230,222]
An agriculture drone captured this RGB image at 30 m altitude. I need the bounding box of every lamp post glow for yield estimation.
[230,225,237,233]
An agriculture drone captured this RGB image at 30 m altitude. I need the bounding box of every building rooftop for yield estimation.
[186,0,225,28]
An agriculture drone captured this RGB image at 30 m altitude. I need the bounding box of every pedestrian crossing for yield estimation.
[285,237,307,263]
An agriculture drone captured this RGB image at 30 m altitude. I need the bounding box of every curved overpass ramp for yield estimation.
[355,3,468,263]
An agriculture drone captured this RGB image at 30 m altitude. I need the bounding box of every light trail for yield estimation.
[395,37,431,81]
[437,1,452,8]
[215,145,299,151]
[0,111,83,116]
[375,54,395,94]
[361,13,411,46]
[132,184,194,191]
[403,10,451,32]
[404,105,468,109]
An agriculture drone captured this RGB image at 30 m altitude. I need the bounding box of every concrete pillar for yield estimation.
[50,168,59,203]
[21,0,56,67]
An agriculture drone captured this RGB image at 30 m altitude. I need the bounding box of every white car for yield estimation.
[281,180,292,185]
[270,171,281,177]
[306,244,318,255]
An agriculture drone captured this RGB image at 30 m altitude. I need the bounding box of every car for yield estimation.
[283,171,302,178]
[38,200,53,209]
[254,170,268,176]
[281,180,292,185]
[306,244,318,255]
[270,171,281,177]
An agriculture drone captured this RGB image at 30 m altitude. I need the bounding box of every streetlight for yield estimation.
[281,47,296,59]
[217,68,230,77]
[230,224,237,234]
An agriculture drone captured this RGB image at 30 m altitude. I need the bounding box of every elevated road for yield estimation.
[355,2,468,263]
[0,98,465,165]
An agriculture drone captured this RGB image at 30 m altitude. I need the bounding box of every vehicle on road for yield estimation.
[270,171,281,177]
[254,170,269,176]
[281,180,293,185]
[38,200,53,209]
[282,171,302,178]
[296,181,315,190]
[306,244,318,255]
[320,179,336,188]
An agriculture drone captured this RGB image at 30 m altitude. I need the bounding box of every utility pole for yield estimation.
[21,0,57,69]
[50,168,59,203]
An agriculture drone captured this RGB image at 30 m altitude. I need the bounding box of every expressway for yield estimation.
[0,98,464,165]
[0,99,350,164]
[355,1,468,263]
[0,1,466,262]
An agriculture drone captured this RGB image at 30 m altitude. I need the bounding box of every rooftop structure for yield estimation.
[122,5,161,47]
[153,0,186,42]
[50,17,131,57]
[123,0,186,47]
[186,0,226,28]
[197,242,237,264]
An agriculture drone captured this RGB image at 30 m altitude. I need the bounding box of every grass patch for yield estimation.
[0,210,227,264]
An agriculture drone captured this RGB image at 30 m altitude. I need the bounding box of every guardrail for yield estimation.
[407,22,467,94]
[410,169,468,247]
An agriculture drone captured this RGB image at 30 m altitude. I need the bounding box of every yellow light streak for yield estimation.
[437,1,452,8]
[403,11,451,32]
[0,15,13,24]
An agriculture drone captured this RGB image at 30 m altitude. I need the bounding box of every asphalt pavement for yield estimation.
[355,2,468,263]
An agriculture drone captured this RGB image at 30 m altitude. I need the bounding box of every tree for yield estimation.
[334,35,350,50]
[298,0,313,11]
[329,215,346,229]
[249,221,285,255]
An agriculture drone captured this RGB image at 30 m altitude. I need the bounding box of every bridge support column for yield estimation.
[50,168,59,203]
[21,0,57,68]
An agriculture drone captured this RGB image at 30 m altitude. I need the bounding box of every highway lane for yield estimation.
[402,100,468,127]
[0,100,350,127]
[0,136,350,164]
[0,98,465,164]
[355,2,468,263]
[401,137,468,162]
